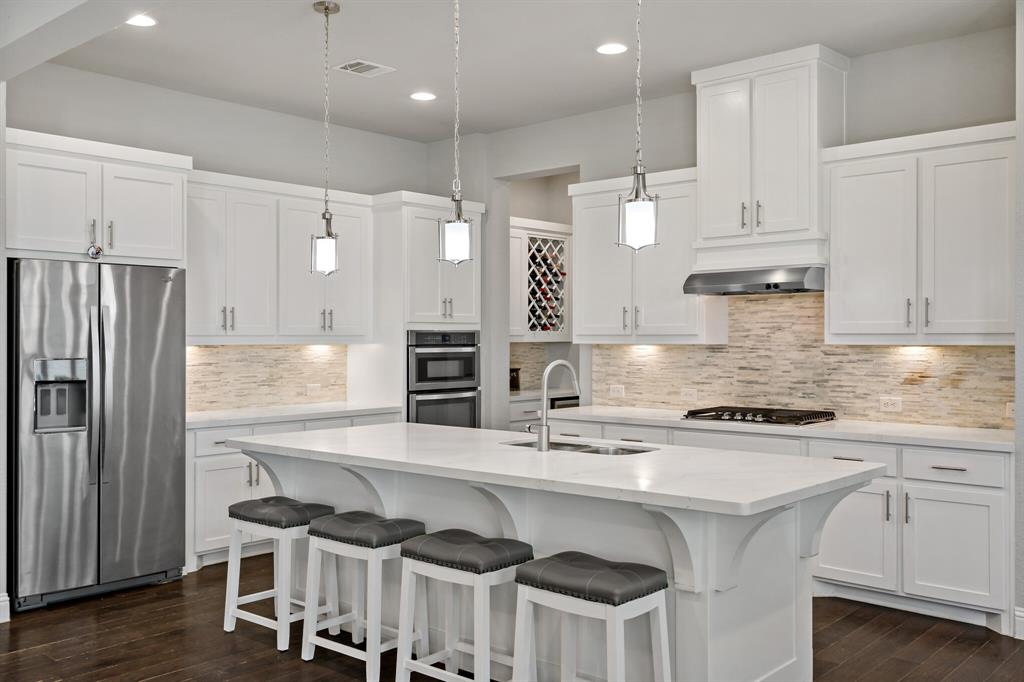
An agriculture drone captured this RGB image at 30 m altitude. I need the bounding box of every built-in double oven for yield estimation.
[407,331,481,428]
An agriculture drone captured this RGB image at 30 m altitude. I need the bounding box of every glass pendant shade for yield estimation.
[618,166,659,251]
[311,233,338,275]
[438,200,472,266]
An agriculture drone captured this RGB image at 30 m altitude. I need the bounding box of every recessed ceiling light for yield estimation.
[596,43,628,55]
[410,91,437,102]
[125,14,157,27]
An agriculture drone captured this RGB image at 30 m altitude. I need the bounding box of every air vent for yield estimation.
[333,59,396,78]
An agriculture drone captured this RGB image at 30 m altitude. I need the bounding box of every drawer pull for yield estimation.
[905,492,911,524]
[559,433,580,438]
[523,410,538,416]
[833,456,864,462]
[620,438,644,443]
[884,489,892,522]
[213,440,227,445]
[930,464,967,472]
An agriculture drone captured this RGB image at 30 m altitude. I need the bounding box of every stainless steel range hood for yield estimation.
[683,266,825,296]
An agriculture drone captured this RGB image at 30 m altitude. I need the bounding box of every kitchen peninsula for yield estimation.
[229,422,883,681]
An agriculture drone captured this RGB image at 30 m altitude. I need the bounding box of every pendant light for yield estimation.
[310,1,340,276]
[617,0,658,252]
[438,0,472,266]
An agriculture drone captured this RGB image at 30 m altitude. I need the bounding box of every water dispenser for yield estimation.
[33,359,88,432]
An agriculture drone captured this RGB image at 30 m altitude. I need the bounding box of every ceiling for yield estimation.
[50,0,1013,142]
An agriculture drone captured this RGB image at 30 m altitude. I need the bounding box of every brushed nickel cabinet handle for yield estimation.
[755,200,763,228]
[904,492,911,524]
[833,456,864,462]
[930,464,967,472]
[328,308,334,331]
[905,298,912,327]
[634,306,640,329]
[230,306,236,331]
[884,489,892,522]
[621,437,644,443]
[255,463,260,486]
[622,306,629,330]
[320,309,326,331]
[247,462,253,487]
[213,440,227,445]
[740,202,748,230]
[107,220,114,249]
[559,432,581,438]
[924,297,931,327]
[221,307,227,331]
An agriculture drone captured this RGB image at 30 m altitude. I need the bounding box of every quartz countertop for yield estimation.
[228,422,883,516]
[546,406,1014,453]
[186,401,402,430]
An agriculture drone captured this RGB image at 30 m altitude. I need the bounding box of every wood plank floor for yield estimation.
[0,554,1020,681]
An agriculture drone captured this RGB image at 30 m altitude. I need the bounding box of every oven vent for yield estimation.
[333,59,396,78]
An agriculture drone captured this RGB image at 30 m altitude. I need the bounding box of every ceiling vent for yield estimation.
[333,59,396,78]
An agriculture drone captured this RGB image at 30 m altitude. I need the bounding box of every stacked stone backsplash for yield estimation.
[186,344,346,412]
[592,294,1014,429]
[510,342,549,390]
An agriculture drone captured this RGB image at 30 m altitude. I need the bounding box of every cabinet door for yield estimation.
[278,199,327,335]
[698,79,751,238]
[509,230,527,338]
[186,187,227,337]
[324,202,373,337]
[406,207,448,323]
[194,453,253,553]
[752,66,810,234]
[572,194,633,337]
[815,481,899,591]
[828,157,918,335]
[902,483,1006,609]
[920,142,1014,335]
[226,192,278,336]
[101,163,184,260]
[634,182,701,336]
[5,149,101,254]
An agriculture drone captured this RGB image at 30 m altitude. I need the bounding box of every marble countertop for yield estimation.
[187,401,402,430]
[546,406,1014,453]
[228,422,883,516]
[509,388,578,402]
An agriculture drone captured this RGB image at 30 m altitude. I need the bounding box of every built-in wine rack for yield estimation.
[526,236,567,333]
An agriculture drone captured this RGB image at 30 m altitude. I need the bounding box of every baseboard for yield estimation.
[1015,607,1024,640]
[0,593,10,623]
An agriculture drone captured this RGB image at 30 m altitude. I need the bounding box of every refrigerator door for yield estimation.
[98,264,186,583]
[12,259,99,600]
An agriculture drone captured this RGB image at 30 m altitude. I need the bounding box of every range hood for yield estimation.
[683,266,825,296]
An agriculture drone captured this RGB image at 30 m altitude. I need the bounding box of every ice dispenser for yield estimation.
[33,359,88,432]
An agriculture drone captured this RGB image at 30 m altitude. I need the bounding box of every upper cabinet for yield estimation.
[691,45,848,271]
[5,129,190,264]
[509,217,572,342]
[825,123,1015,345]
[569,169,727,344]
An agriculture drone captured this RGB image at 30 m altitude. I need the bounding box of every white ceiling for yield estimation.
[50,0,1013,143]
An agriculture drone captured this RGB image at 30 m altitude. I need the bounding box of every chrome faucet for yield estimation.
[528,360,582,452]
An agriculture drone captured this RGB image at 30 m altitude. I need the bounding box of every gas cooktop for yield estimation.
[683,406,837,426]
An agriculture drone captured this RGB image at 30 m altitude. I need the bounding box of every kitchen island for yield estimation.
[229,422,884,682]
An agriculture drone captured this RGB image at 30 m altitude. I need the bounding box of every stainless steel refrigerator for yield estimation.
[8,259,186,611]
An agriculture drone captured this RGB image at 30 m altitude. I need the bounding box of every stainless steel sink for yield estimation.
[502,440,655,455]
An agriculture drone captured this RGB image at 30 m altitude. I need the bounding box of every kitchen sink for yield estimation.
[502,440,655,455]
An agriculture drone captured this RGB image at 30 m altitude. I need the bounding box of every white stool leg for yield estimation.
[352,555,366,644]
[650,593,671,682]
[395,562,417,682]
[414,573,429,659]
[511,587,535,682]
[222,524,243,632]
[301,538,323,661]
[473,577,491,682]
[324,552,341,636]
[275,533,293,651]
[560,613,578,682]
[365,552,384,682]
[443,582,460,672]
[605,606,626,682]
[271,537,280,615]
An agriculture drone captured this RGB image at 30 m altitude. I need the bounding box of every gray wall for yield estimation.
[509,171,579,224]
[1015,0,1023,619]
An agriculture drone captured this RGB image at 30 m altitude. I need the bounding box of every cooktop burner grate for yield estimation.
[683,406,837,426]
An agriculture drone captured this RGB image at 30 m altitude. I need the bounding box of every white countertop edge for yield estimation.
[187,401,403,429]
[509,388,578,402]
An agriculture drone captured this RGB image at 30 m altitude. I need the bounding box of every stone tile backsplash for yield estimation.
[510,342,550,390]
[592,294,1014,429]
[186,344,346,412]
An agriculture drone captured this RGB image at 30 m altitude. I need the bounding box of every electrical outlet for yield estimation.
[609,384,625,398]
[879,396,902,413]
[1006,402,1015,419]
[306,383,321,396]
[679,388,698,403]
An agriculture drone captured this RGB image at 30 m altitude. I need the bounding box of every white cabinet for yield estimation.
[404,204,481,326]
[902,483,1006,609]
[691,46,847,271]
[570,170,727,344]
[509,218,572,342]
[509,230,527,338]
[815,480,899,591]
[101,163,184,260]
[186,188,228,336]
[825,126,1015,345]
[194,453,258,553]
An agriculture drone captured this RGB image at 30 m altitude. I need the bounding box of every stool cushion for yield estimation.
[401,529,533,574]
[228,496,334,529]
[308,510,426,548]
[515,551,668,606]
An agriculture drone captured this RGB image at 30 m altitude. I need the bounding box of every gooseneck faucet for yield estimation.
[529,360,582,452]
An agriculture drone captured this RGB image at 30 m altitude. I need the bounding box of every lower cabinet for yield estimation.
[816,480,899,591]
[194,453,262,553]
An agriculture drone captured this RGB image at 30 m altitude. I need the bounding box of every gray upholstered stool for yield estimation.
[222,496,334,651]
[395,529,534,682]
[300,511,429,682]
[511,551,671,682]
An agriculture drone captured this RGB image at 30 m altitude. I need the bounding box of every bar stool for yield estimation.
[222,495,334,651]
[300,511,429,682]
[511,551,671,682]
[396,529,534,682]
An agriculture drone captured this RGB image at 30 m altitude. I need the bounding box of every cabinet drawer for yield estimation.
[305,417,354,431]
[352,412,401,426]
[808,441,898,477]
[671,429,802,456]
[902,448,1005,488]
[252,422,303,436]
[547,420,603,440]
[196,426,253,456]
[509,400,543,422]
[603,424,671,445]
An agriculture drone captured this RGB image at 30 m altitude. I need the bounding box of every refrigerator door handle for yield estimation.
[100,304,113,484]
[88,306,102,485]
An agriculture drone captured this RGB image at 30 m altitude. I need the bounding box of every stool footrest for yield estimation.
[234,609,278,630]
[236,589,276,606]
[405,658,466,682]
[315,612,356,632]
[451,640,514,667]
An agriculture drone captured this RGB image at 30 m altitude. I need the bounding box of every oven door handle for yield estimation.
[412,346,478,354]
[413,390,480,401]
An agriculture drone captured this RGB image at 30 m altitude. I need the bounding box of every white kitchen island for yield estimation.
[229,422,884,682]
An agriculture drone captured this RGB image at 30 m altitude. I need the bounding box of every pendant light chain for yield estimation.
[634,0,643,168]
[322,4,332,228]
[452,0,462,198]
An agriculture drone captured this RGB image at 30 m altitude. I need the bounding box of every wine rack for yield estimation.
[526,236,567,334]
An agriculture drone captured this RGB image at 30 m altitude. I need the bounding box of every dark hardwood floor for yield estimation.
[0,554,1020,681]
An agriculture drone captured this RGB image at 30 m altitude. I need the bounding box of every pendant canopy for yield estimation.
[310,1,340,276]
[438,0,473,266]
